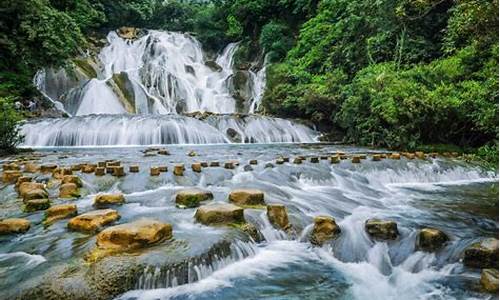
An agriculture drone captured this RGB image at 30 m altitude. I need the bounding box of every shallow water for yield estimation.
[0,143,497,300]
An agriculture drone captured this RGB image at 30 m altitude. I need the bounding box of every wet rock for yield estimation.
[365,219,399,240]
[265,163,274,168]
[112,166,125,177]
[480,269,499,293]
[59,183,80,198]
[209,161,220,167]
[25,198,50,212]
[416,228,448,252]
[241,223,263,242]
[267,204,291,231]
[191,163,202,173]
[293,157,302,164]
[175,188,213,208]
[276,158,285,165]
[44,204,77,226]
[310,157,319,163]
[195,203,245,225]
[226,128,242,143]
[463,238,499,268]
[53,168,72,179]
[68,209,120,233]
[205,60,222,72]
[330,156,340,164]
[243,165,253,172]
[372,154,381,161]
[98,162,106,168]
[40,164,58,173]
[228,189,265,206]
[282,157,290,163]
[94,193,125,208]
[200,162,208,168]
[0,218,30,234]
[310,216,341,246]
[94,219,172,254]
[117,27,139,40]
[24,163,41,173]
[129,165,139,173]
[187,150,197,157]
[19,182,47,200]
[106,166,115,174]
[185,65,195,75]
[249,159,258,165]
[415,151,426,159]
[173,164,184,176]
[2,170,22,184]
[95,167,105,176]
[15,176,32,188]
[82,164,96,173]
[158,166,168,172]
[224,162,235,169]
[62,175,82,188]
[150,167,160,176]
[158,149,170,155]
[351,156,361,164]
[3,163,20,171]
[389,153,401,160]
[107,161,121,167]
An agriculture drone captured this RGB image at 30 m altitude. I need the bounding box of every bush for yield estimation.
[0,98,24,152]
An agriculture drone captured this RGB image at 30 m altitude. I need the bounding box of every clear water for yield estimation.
[0,144,497,299]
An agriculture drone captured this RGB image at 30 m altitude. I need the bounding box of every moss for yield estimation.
[73,58,97,78]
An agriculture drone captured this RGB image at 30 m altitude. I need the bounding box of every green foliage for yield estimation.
[0,97,24,151]
[259,21,294,62]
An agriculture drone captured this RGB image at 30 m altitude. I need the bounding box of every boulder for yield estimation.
[200,162,208,168]
[228,189,265,206]
[310,216,341,246]
[480,269,499,293]
[195,203,245,225]
[62,175,82,188]
[98,162,106,168]
[44,204,77,226]
[59,183,80,198]
[40,164,58,173]
[191,163,202,173]
[129,165,139,173]
[463,238,499,268]
[158,149,170,155]
[68,209,120,233]
[0,218,30,234]
[95,219,172,254]
[22,188,49,202]
[175,189,213,208]
[205,60,223,72]
[15,176,32,187]
[24,163,40,173]
[95,167,105,176]
[276,158,285,165]
[2,170,22,184]
[117,27,139,40]
[71,164,82,171]
[415,151,426,159]
[173,164,184,176]
[53,168,72,179]
[365,219,399,240]
[82,164,96,173]
[150,167,160,176]
[19,181,47,198]
[282,157,290,162]
[267,204,291,231]
[25,198,50,212]
[415,228,448,252]
[94,193,125,208]
[106,167,115,174]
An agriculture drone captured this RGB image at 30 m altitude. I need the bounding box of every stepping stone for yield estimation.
[311,216,341,246]
[25,198,50,212]
[2,170,22,184]
[195,203,244,225]
[228,189,265,206]
[365,218,399,240]
[59,183,80,198]
[68,209,120,233]
[175,189,213,208]
[267,204,291,231]
[62,175,82,187]
[93,193,125,208]
[0,218,30,235]
[44,204,77,226]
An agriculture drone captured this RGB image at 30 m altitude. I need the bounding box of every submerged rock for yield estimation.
[68,209,120,233]
[94,193,125,208]
[351,156,361,163]
[195,203,245,225]
[480,269,499,293]
[228,189,265,206]
[310,216,341,246]
[365,219,399,240]
[44,204,77,226]
[416,228,448,252]
[0,218,30,234]
[267,204,291,231]
[463,238,499,268]
[175,189,213,208]
[59,183,80,198]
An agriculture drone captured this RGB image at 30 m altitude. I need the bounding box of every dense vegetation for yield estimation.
[0,0,497,163]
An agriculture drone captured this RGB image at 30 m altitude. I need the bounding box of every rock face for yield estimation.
[94,193,125,208]
[0,218,31,234]
[44,204,77,226]
[68,209,120,233]
[195,203,245,225]
[267,204,291,231]
[228,189,265,206]
[2,170,22,184]
[95,219,172,252]
[175,189,213,208]
[59,183,80,198]
[365,219,399,240]
[310,216,341,246]
[416,228,448,252]
[480,269,499,293]
[463,238,499,268]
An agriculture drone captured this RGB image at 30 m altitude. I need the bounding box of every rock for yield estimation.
[23,189,49,203]
[389,153,401,160]
[200,162,208,168]
[416,228,448,252]
[2,170,22,184]
[24,163,40,173]
[62,175,82,187]
[372,154,381,161]
[95,167,105,176]
[282,157,290,162]
[44,204,77,226]
[158,166,168,172]
[107,161,121,167]
[293,157,302,164]
[106,167,115,174]
[310,157,319,163]
[267,204,290,231]
[117,27,139,40]
[185,65,195,75]
[224,162,235,169]
[68,209,120,233]
[415,151,426,159]
[276,158,285,165]
[175,189,213,208]
[249,159,258,165]
[463,238,499,268]
[195,203,245,225]
[228,189,265,206]
[209,161,220,167]
[365,219,399,240]
[53,168,72,179]
[243,165,253,172]
[330,156,340,164]
[98,162,106,168]
[15,176,32,187]
[174,164,184,176]
[311,216,341,246]
[94,193,125,208]
[25,198,50,212]
[71,164,82,171]
[0,218,30,234]
[191,163,202,173]
[187,150,197,157]
[95,219,172,252]
[205,60,222,72]
[480,269,499,293]
[351,156,361,163]
[150,167,160,176]
[19,182,48,201]
[3,163,20,171]
[112,166,125,177]
[40,164,58,173]
[82,164,96,173]
[241,223,263,242]
[59,183,80,198]
[129,165,139,173]
[158,149,170,155]
[265,163,274,168]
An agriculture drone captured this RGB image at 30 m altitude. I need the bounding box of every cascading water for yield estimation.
[26,29,317,147]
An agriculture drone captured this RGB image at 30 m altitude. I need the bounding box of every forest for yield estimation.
[0,0,498,163]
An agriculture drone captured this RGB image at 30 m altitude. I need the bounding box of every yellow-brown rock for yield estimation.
[365,219,399,240]
[44,204,77,226]
[24,163,40,173]
[2,170,22,184]
[191,163,202,173]
[18,182,47,199]
[41,164,58,173]
[62,175,82,187]
[195,203,245,225]
[464,238,499,268]
[93,193,125,208]
[228,189,265,206]
[0,218,30,235]
[175,189,213,208]
[150,167,160,176]
[310,216,341,246]
[3,163,20,171]
[68,209,120,233]
[351,156,361,163]
[174,164,184,176]
[112,166,125,177]
[129,165,139,173]
[117,27,139,40]
[95,167,105,176]
[59,183,80,198]
[480,269,499,293]
[267,204,291,231]
[389,153,401,160]
[416,228,448,252]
